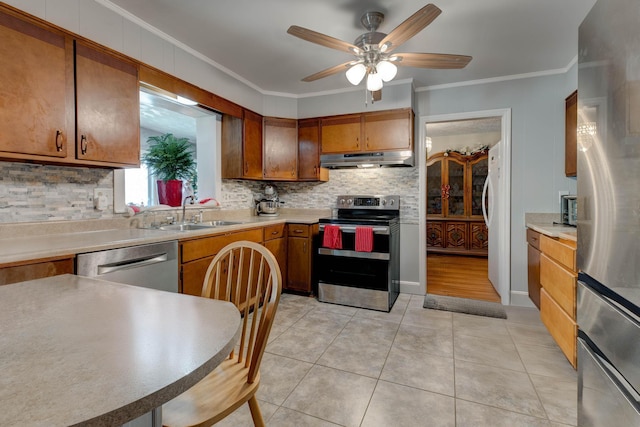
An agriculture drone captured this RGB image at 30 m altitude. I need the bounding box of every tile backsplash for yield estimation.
[0,161,419,224]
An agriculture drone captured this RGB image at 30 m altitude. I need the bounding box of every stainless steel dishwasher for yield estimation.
[77,241,179,293]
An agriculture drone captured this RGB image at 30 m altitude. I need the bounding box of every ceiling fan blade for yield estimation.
[301,61,353,82]
[287,25,361,55]
[378,4,442,53]
[394,52,472,69]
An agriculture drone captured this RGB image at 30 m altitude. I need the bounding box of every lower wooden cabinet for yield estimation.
[538,234,578,368]
[0,256,74,286]
[427,219,487,256]
[286,223,318,294]
[263,224,287,286]
[179,228,263,296]
[527,228,542,309]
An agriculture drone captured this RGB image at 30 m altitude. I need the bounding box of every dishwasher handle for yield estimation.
[97,253,169,275]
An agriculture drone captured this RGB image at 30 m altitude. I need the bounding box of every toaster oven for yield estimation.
[561,195,577,226]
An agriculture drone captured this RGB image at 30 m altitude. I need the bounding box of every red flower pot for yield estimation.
[157,179,183,207]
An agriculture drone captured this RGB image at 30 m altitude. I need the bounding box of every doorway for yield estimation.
[418,109,511,305]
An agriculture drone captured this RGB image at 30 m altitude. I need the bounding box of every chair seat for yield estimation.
[162,356,261,427]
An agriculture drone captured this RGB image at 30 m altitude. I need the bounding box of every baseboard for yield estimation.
[510,290,535,307]
[400,280,422,295]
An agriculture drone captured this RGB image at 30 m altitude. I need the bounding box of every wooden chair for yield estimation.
[162,241,282,427]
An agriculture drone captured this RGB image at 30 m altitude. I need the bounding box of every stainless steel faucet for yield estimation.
[182,195,195,223]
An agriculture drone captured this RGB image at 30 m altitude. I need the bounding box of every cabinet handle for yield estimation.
[313,166,317,174]
[366,137,369,149]
[303,242,307,253]
[294,229,303,233]
[356,137,359,148]
[55,130,63,152]
[80,135,88,155]
[291,169,295,176]
[245,161,249,173]
[271,231,278,235]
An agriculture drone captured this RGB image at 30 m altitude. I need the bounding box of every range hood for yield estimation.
[320,150,414,168]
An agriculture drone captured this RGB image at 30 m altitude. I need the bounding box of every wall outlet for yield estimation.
[93,188,109,211]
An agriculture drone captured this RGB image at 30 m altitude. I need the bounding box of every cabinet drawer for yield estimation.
[181,228,263,263]
[0,256,74,286]
[540,288,577,368]
[288,224,309,237]
[526,228,541,250]
[540,234,576,271]
[263,223,285,241]
[540,253,577,318]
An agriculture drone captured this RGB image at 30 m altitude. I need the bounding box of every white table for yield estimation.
[0,274,240,426]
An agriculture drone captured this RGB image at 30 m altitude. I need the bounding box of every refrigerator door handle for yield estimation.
[482,176,493,227]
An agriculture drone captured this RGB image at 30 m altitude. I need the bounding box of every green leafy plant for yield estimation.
[141,133,196,181]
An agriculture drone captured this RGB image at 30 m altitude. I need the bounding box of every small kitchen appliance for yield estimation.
[560,195,577,226]
[255,184,282,216]
[316,195,400,312]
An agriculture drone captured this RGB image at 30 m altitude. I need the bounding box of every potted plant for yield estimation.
[141,133,196,207]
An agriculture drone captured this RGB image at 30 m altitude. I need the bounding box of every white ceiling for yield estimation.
[105,0,596,96]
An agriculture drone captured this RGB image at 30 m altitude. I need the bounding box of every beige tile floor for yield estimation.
[215,293,577,427]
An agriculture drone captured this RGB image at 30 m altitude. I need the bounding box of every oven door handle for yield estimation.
[318,248,390,260]
[319,224,389,235]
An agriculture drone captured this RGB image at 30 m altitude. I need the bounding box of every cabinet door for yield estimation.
[363,109,413,151]
[75,42,139,166]
[528,243,541,309]
[221,114,243,179]
[469,155,488,218]
[426,158,443,216]
[181,255,213,296]
[445,222,467,251]
[264,237,287,287]
[0,256,74,286]
[320,114,362,154]
[446,158,466,217]
[243,109,263,179]
[298,118,323,180]
[470,222,488,251]
[287,236,311,292]
[0,10,72,159]
[263,117,297,180]
[426,221,444,248]
[565,90,577,177]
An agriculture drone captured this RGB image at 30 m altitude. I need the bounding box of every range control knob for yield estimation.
[347,198,353,205]
[389,199,395,206]
[340,198,346,205]
[382,199,387,206]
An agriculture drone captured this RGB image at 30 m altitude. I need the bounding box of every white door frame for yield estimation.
[418,108,512,305]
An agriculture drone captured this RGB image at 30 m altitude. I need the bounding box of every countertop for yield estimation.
[526,222,577,242]
[0,209,329,265]
[0,274,241,426]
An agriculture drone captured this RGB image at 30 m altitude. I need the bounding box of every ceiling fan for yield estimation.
[287,4,471,99]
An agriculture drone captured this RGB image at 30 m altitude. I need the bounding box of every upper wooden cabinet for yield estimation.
[221,109,263,179]
[0,5,140,167]
[320,114,362,154]
[565,90,577,177]
[263,117,297,180]
[0,8,73,160]
[320,108,414,154]
[75,41,140,166]
[298,118,328,182]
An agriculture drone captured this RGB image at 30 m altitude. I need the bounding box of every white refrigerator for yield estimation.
[482,142,501,294]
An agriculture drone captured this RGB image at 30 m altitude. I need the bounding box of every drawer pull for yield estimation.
[271,231,278,235]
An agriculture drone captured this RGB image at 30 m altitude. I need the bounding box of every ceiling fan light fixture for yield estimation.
[366,72,383,91]
[346,63,367,85]
[377,60,398,82]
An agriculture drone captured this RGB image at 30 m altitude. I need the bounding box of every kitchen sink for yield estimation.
[157,221,243,231]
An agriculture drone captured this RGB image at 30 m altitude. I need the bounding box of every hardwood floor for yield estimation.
[426,253,501,303]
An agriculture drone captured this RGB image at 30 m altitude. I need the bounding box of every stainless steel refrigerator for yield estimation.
[577,0,640,425]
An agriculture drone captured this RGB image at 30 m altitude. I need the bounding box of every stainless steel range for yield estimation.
[316,195,400,312]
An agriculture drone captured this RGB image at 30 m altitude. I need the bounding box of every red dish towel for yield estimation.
[322,225,342,249]
[355,226,374,252]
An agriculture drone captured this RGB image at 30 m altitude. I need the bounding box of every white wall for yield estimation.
[415,67,578,302]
